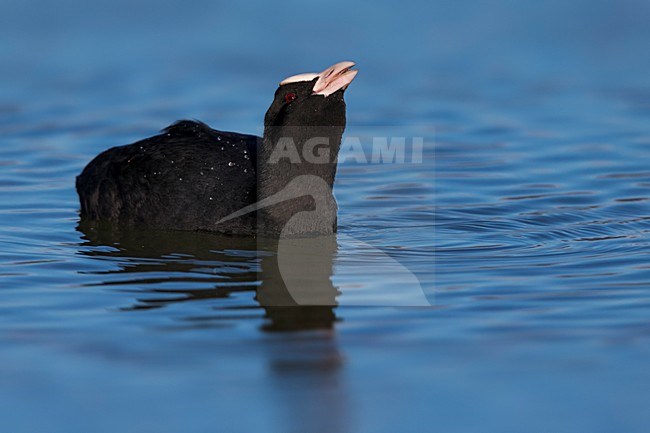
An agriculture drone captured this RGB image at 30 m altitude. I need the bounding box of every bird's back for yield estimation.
[76,120,260,233]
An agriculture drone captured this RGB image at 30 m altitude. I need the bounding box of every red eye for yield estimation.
[284,92,297,104]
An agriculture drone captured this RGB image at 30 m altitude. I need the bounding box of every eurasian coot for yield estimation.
[76,61,358,237]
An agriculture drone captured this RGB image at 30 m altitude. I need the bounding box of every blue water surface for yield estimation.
[1,1,650,432]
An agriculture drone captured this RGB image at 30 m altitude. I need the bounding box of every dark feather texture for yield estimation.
[77,64,354,237]
[77,121,260,234]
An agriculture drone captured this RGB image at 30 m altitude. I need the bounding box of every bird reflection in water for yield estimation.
[76,223,353,432]
[76,221,340,332]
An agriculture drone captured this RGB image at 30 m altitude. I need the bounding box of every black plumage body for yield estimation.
[76,61,357,237]
[76,121,260,234]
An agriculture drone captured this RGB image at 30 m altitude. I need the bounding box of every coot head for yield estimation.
[256,61,358,236]
[264,61,358,129]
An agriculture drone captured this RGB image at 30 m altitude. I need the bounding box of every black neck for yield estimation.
[257,125,344,236]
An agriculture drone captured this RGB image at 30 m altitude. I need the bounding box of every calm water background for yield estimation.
[2,1,650,432]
